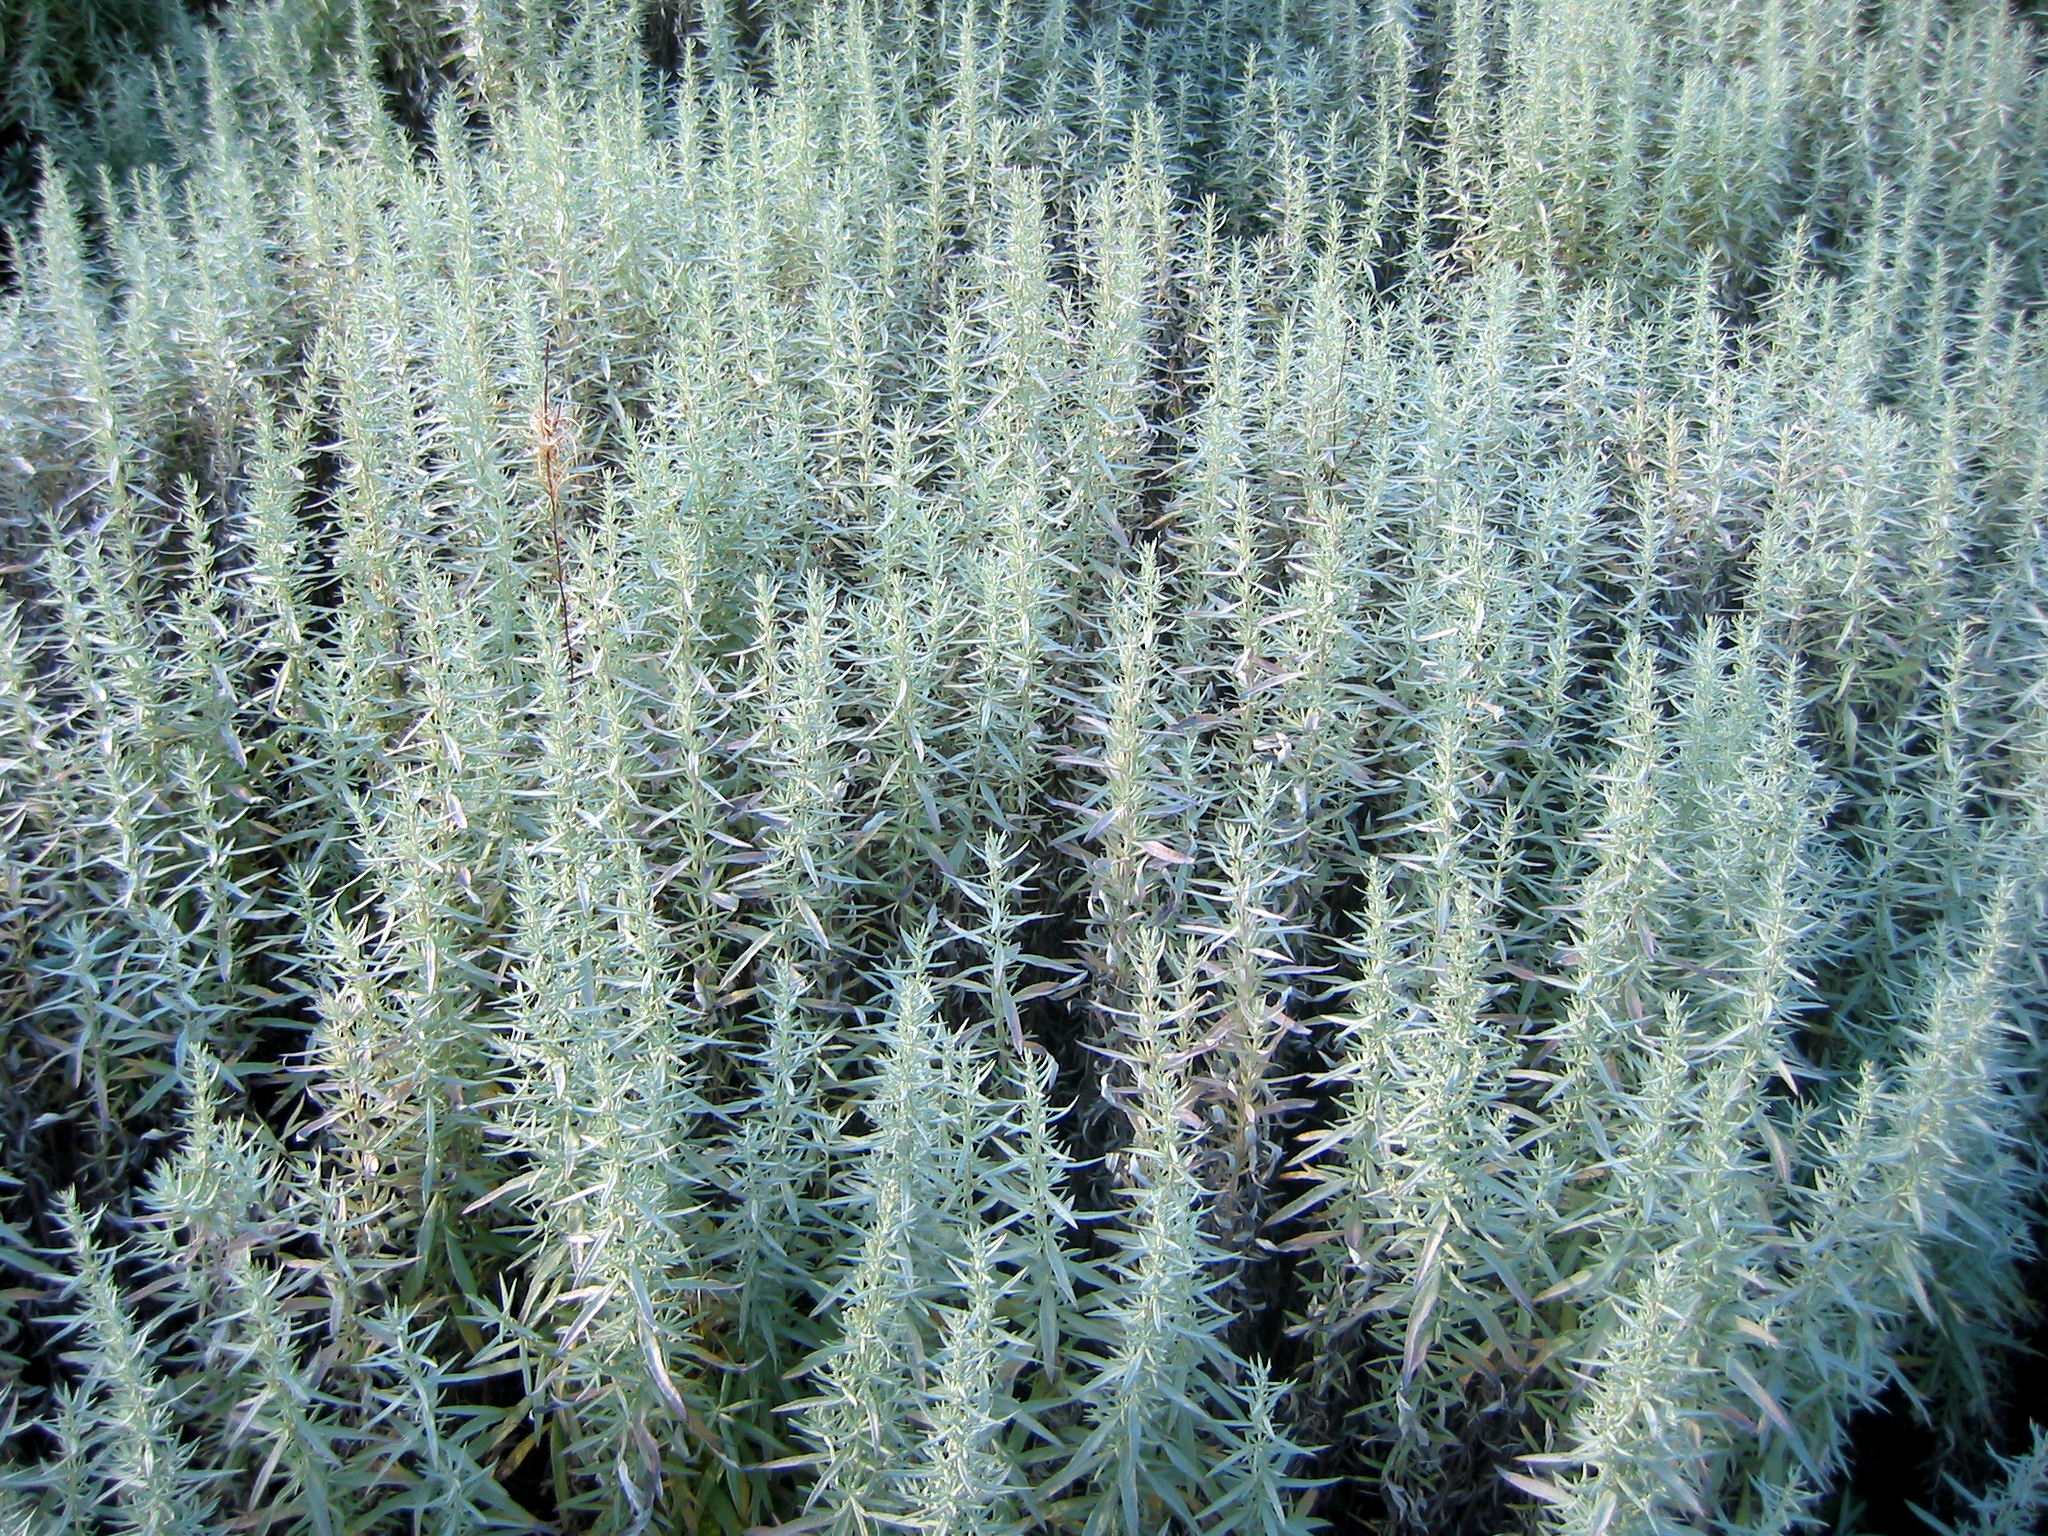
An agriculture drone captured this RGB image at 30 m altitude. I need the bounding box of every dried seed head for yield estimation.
[530,393,577,503]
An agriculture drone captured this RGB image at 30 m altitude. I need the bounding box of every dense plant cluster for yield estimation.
[0,1,2045,1532]
[0,0,194,228]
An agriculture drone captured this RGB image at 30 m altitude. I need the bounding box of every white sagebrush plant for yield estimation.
[0,2,2043,1535]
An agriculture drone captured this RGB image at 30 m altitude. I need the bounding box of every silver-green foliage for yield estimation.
[0,2,2044,1534]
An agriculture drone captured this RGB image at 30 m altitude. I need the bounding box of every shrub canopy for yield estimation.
[0,3,2044,1534]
